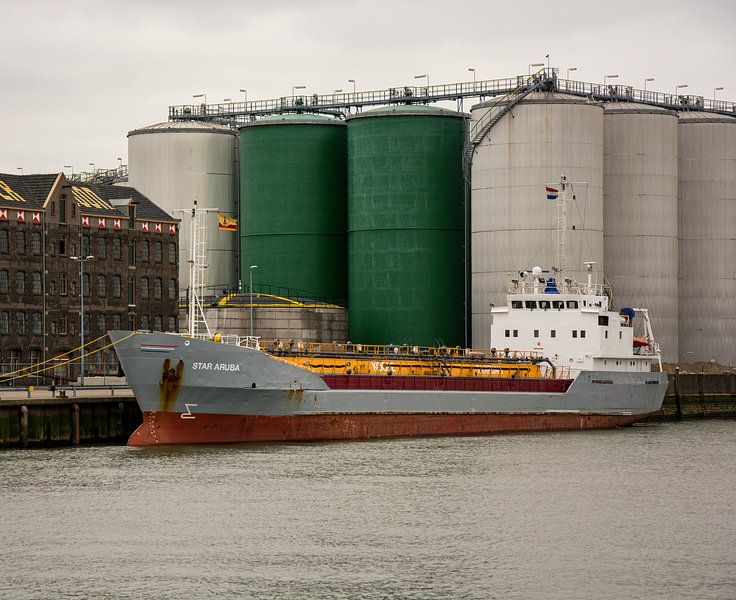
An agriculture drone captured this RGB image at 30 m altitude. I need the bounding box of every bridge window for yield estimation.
[505,329,510,337]
[539,301,550,309]
[512,301,522,309]
[551,330,556,338]
[566,301,578,309]
[598,315,609,326]
[552,301,564,309]
[525,301,537,309]
[572,330,578,338]
[581,330,586,338]
[513,329,518,337]
[534,329,539,338]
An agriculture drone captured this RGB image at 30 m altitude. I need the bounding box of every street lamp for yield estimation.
[223,98,231,103]
[292,85,305,97]
[529,63,544,75]
[566,67,578,79]
[675,84,688,96]
[348,79,356,93]
[117,157,123,169]
[643,77,654,92]
[193,93,206,105]
[239,88,247,102]
[714,86,724,100]
[414,74,429,86]
[249,265,258,337]
[88,162,95,174]
[71,255,94,385]
[468,67,476,82]
[604,74,619,89]
[16,167,23,175]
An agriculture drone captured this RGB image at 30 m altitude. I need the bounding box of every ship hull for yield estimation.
[110,331,667,446]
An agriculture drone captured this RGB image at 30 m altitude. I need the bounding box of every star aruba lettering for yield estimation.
[191,362,241,372]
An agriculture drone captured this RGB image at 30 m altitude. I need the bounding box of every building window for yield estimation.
[16,271,25,294]
[60,235,67,256]
[59,195,67,224]
[168,242,176,264]
[142,240,150,262]
[0,312,8,334]
[154,277,162,300]
[112,275,122,298]
[70,280,77,296]
[48,280,56,295]
[98,237,107,258]
[168,316,177,332]
[154,241,162,263]
[70,242,77,256]
[112,314,121,330]
[50,202,55,216]
[113,238,121,259]
[48,241,56,256]
[59,313,67,335]
[0,229,7,252]
[128,240,136,266]
[16,230,26,254]
[32,232,41,255]
[59,273,67,296]
[97,274,106,297]
[32,312,42,335]
[50,320,57,335]
[598,315,609,326]
[16,312,25,335]
[83,312,90,335]
[29,348,40,367]
[128,204,136,229]
[140,277,149,299]
[154,315,162,331]
[0,270,7,293]
[71,203,76,217]
[128,314,135,330]
[32,272,42,294]
[97,314,105,334]
[128,277,135,305]
[168,279,177,300]
[81,235,89,257]
[82,273,90,297]
[140,314,149,330]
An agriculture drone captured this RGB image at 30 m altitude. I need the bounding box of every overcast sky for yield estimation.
[2,0,734,174]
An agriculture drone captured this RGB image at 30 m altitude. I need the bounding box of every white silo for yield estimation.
[678,111,736,365]
[127,121,239,292]
[603,103,679,363]
[470,92,604,349]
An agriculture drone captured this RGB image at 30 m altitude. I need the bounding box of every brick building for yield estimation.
[0,172,179,384]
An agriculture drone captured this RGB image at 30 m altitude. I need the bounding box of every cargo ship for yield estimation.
[109,178,666,446]
[109,261,666,446]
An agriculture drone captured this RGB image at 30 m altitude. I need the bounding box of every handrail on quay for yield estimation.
[168,69,736,123]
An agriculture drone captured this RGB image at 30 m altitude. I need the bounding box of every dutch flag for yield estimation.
[545,186,559,201]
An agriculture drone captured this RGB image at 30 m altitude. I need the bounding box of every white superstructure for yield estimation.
[489,264,661,377]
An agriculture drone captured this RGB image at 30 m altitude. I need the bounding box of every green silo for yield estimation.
[347,105,466,346]
[240,114,347,302]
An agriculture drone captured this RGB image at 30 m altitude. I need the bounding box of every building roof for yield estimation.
[0,172,176,222]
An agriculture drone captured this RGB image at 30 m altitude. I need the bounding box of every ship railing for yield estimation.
[507,280,609,296]
[257,339,543,362]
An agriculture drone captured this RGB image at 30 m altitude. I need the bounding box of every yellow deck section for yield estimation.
[259,340,555,379]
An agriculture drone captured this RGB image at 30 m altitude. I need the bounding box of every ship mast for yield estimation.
[556,174,568,282]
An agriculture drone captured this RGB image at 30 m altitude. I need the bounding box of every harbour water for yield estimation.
[1,420,735,599]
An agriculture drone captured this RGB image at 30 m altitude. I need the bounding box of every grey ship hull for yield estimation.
[109,331,667,446]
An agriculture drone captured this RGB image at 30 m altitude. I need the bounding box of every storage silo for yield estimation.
[603,103,679,363]
[678,111,736,365]
[470,92,604,349]
[127,121,238,292]
[239,114,347,302]
[347,105,466,347]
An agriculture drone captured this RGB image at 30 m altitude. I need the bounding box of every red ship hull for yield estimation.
[128,410,652,446]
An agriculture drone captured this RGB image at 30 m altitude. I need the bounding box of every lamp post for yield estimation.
[414,74,429,87]
[604,74,619,88]
[675,84,688,98]
[239,88,247,102]
[644,77,654,92]
[249,265,258,337]
[71,255,94,385]
[566,67,578,79]
[528,63,544,75]
[348,79,356,93]
[292,85,305,97]
[468,67,476,82]
[193,93,206,105]
[16,167,23,175]
[714,86,724,100]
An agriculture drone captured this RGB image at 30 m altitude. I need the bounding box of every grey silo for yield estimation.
[127,121,239,292]
[470,92,604,349]
[677,111,736,365]
[603,103,679,363]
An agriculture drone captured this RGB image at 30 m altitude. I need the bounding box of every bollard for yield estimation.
[674,367,683,421]
[72,404,80,445]
[20,405,28,448]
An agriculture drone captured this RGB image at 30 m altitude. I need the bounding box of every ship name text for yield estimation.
[191,362,241,372]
